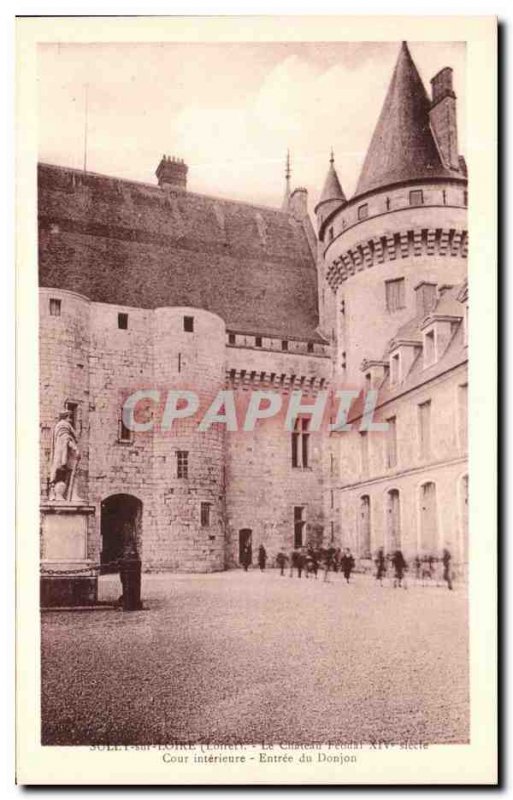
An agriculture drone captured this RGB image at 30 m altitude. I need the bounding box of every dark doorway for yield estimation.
[100,494,142,573]
[239,529,252,566]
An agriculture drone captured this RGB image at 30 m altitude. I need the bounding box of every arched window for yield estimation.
[386,489,401,551]
[359,495,371,557]
[419,482,438,554]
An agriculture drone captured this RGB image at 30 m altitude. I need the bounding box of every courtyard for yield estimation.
[41,570,469,746]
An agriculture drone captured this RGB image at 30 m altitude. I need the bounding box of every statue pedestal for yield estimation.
[40,504,97,607]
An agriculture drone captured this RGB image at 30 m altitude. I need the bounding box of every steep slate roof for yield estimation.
[354,42,463,198]
[315,157,346,210]
[38,163,323,341]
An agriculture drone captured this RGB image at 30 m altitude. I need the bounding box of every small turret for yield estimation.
[156,155,188,190]
[314,150,347,237]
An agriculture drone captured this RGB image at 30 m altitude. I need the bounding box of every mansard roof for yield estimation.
[38,162,323,342]
[354,42,463,198]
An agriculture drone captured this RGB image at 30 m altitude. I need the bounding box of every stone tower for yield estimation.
[317,41,468,387]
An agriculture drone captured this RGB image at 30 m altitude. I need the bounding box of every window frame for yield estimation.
[176,449,189,479]
[49,298,61,317]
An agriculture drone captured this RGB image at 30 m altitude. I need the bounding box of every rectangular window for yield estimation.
[118,312,128,330]
[307,342,314,353]
[458,383,468,451]
[409,189,424,206]
[294,506,306,548]
[118,416,133,443]
[183,316,194,333]
[360,431,369,475]
[292,417,310,469]
[255,336,262,347]
[228,333,236,345]
[281,340,288,351]
[385,278,405,312]
[463,190,468,206]
[49,298,61,316]
[386,416,397,468]
[200,502,211,528]
[418,400,432,460]
[176,450,189,479]
[358,203,369,221]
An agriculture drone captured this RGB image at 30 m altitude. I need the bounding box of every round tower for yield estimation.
[151,307,226,572]
[317,42,468,387]
[39,287,91,502]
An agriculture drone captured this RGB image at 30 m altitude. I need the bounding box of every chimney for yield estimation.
[156,155,188,190]
[287,187,308,221]
[414,281,438,316]
[429,68,459,170]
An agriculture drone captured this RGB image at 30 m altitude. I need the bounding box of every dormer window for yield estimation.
[358,203,369,221]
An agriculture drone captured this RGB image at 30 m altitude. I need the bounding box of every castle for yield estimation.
[39,42,468,574]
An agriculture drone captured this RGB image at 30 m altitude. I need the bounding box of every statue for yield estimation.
[49,411,81,502]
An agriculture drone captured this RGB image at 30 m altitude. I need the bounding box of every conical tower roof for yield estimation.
[354,42,460,197]
[315,152,347,211]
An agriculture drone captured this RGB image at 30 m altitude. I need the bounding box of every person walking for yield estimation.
[341,548,355,584]
[258,544,267,572]
[296,549,305,578]
[290,549,298,577]
[276,551,288,576]
[375,547,386,585]
[323,547,335,583]
[442,548,453,590]
[391,549,407,588]
[241,543,251,572]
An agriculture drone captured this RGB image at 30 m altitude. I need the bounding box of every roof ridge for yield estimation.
[38,161,293,216]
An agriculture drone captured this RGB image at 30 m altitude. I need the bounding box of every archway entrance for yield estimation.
[100,494,142,572]
[239,529,252,566]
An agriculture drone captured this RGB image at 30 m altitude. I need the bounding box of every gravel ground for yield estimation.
[41,570,469,746]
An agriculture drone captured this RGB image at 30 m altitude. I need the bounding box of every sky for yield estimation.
[38,41,466,210]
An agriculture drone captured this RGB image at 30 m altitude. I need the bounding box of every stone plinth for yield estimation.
[40,504,97,607]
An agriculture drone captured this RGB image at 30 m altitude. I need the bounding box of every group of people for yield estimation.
[243,545,356,583]
[241,543,455,591]
[375,547,454,590]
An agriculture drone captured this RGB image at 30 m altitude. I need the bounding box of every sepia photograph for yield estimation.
[15,14,497,785]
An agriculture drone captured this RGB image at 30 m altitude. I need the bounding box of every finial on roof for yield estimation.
[330,148,335,166]
[282,149,292,210]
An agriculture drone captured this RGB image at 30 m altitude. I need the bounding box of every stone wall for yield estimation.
[39,291,330,571]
